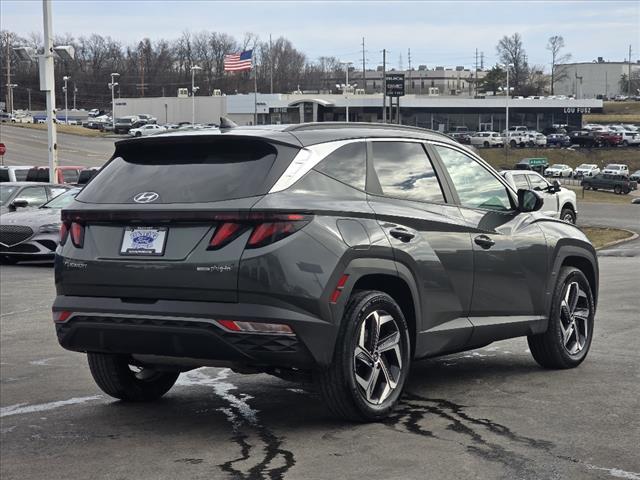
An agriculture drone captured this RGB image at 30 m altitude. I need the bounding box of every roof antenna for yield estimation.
[219,116,238,130]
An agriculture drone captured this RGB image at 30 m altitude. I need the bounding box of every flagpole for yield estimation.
[253,54,258,125]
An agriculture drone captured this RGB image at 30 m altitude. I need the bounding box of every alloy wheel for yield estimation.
[353,310,404,405]
[559,281,590,355]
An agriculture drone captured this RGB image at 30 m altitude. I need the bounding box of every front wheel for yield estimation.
[614,185,622,194]
[528,267,594,369]
[483,141,490,148]
[315,291,411,421]
[87,353,179,401]
[560,207,576,224]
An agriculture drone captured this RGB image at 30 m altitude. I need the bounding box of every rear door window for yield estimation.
[371,141,445,203]
[511,174,530,189]
[77,138,283,204]
[313,142,366,190]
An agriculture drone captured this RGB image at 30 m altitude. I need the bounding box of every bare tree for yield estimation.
[496,33,528,95]
[547,35,571,95]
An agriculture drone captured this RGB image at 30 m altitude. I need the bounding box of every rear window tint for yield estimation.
[313,142,366,190]
[77,138,280,204]
[0,170,9,182]
[26,168,49,182]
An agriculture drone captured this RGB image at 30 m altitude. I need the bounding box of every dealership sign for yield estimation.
[385,74,405,97]
[563,107,591,114]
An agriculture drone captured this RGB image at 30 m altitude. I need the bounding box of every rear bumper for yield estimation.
[53,295,336,369]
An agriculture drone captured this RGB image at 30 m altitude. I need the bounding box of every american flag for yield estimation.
[224,50,253,72]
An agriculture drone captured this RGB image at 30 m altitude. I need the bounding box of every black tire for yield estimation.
[315,290,411,422]
[483,141,490,148]
[622,140,629,147]
[87,352,179,402]
[510,140,517,148]
[528,267,594,369]
[623,187,630,194]
[135,131,142,137]
[560,207,576,224]
[614,185,622,195]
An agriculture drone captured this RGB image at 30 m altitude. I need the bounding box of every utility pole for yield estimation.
[73,83,77,110]
[191,65,201,125]
[480,52,484,70]
[628,45,632,96]
[5,32,12,113]
[474,48,478,97]
[382,49,386,123]
[362,37,366,93]
[63,75,70,124]
[408,48,412,93]
[27,87,32,111]
[269,34,273,94]
[42,0,58,183]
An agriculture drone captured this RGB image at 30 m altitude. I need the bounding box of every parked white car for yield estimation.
[469,132,504,147]
[544,164,573,178]
[618,131,640,146]
[573,164,600,177]
[504,131,528,147]
[128,124,167,137]
[602,164,630,176]
[524,132,547,147]
[500,170,578,223]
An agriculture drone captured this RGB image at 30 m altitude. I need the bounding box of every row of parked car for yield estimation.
[449,123,640,149]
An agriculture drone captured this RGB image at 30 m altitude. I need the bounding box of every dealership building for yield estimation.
[111,93,602,132]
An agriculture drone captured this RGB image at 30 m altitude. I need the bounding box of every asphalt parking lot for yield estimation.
[1,239,639,480]
[1,124,639,479]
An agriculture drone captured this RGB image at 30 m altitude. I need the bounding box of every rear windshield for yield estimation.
[26,168,50,182]
[0,170,9,182]
[77,138,280,204]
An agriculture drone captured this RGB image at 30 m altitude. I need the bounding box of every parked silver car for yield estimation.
[0,188,79,263]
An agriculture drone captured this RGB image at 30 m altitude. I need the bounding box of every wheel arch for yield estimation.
[338,258,421,357]
[549,246,599,314]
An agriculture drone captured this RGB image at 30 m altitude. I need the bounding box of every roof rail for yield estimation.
[283,122,452,140]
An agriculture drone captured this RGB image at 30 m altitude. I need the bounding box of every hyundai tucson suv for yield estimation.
[53,122,599,421]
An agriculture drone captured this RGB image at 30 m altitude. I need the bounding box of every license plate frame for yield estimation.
[120,226,168,256]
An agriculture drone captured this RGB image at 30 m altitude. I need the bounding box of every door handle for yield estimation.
[389,227,415,242]
[474,234,495,249]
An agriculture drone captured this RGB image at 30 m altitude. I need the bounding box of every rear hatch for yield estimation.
[60,134,300,302]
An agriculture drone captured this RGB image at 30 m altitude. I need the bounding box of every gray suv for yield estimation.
[53,123,598,421]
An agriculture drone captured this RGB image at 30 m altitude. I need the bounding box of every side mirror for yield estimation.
[517,189,543,213]
[551,180,561,193]
[10,198,29,210]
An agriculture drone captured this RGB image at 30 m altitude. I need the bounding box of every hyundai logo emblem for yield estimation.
[133,191,159,203]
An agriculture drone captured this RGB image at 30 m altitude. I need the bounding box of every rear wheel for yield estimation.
[528,267,594,369]
[483,141,490,147]
[510,140,517,148]
[315,291,411,421]
[87,352,179,401]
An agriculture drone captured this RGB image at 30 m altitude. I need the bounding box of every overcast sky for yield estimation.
[2,0,638,70]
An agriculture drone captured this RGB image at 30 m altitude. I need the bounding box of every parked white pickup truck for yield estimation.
[500,170,578,223]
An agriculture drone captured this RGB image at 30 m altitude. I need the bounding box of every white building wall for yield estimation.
[554,63,639,98]
[114,96,226,124]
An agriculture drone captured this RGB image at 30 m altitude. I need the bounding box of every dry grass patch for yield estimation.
[581,226,635,249]
[6,122,109,138]
[566,186,639,204]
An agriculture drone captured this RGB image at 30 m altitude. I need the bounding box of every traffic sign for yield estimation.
[0,143,6,156]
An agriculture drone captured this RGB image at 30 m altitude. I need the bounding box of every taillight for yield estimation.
[246,215,309,249]
[206,213,310,250]
[216,319,294,335]
[70,222,84,248]
[52,310,72,323]
[59,222,70,245]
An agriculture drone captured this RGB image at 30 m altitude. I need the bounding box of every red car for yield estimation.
[595,132,623,147]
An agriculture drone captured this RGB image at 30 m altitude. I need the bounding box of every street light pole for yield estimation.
[109,72,119,128]
[42,0,58,183]
[27,88,32,111]
[339,61,353,122]
[191,65,201,125]
[63,75,70,124]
